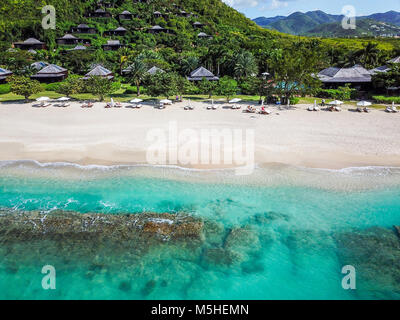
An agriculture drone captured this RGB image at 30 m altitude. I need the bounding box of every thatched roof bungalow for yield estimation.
[187,66,219,81]
[317,65,372,89]
[88,9,112,18]
[82,65,114,80]
[104,27,127,36]
[56,34,91,45]
[197,32,212,39]
[31,64,68,83]
[14,38,46,50]
[102,40,125,51]
[119,10,133,20]
[71,24,97,34]
[192,21,205,28]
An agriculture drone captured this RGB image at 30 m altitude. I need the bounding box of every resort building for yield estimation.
[56,34,91,45]
[178,10,191,17]
[71,24,97,34]
[13,38,46,50]
[31,64,68,83]
[88,9,112,18]
[147,66,165,75]
[97,0,113,8]
[192,21,205,28]
[187,66,219,81]
[82,65,114,80]
[30,61,48,71]
[104,27,127,36]
[317,65,372,89]
[153,11,163,18]
[67,45,88,51]
[148,25,168,34]
[118,10,133,20]
[0,68,12,84]
[102,40,124,51]
[197,32,212,39]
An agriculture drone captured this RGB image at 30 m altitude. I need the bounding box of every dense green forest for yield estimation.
[1,0,400,101]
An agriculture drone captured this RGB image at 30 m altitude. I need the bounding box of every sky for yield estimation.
[223,0,400,19]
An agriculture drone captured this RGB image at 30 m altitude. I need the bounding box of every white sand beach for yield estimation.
[0,99,399,169]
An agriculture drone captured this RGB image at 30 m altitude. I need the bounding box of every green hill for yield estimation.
[304,18,400,38]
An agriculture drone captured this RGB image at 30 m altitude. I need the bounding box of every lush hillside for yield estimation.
[304,18,400,38]
[253,10,400,37]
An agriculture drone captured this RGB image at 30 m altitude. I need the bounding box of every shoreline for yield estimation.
[0,100,399,170]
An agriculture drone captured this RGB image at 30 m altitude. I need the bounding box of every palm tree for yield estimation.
[233,50,258,79]
[117,47,133,75]
[356,42,380,69]
[181,56,199,75]
[125,56,148,96]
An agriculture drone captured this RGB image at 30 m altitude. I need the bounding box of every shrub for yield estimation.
[372,95,400,103]
[0,84,11,94]
[44,82,62,91]
[124,86,146,95]
[289,97,300,105]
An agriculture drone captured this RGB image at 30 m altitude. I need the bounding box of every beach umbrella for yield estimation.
[229,98,242,103]
[130,98,143,103]
[328,100,343,105]
[314,100,317,107]
[110,98,115,107]
[36,96,50,102]
[57,97,70,101]
[357,101,371,107]
[160,99,171,104]
[393,101,395,107]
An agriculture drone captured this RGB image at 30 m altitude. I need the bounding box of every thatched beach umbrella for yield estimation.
[357,101,371,107]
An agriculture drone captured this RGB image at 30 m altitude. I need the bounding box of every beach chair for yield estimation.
[356,107,363,112]
[206,105,212,110]
[211,105,217,110]
[385,106,393,113]
[105,103,112,108]
[335,106,341,112]
[307,106,313,111]
[314,106,320,111]
[392,106,399,113]
[114,102,122,108]
[363,107,370,113]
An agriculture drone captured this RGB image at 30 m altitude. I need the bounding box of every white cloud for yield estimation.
[223,0,259,8]
[270,0,289,9]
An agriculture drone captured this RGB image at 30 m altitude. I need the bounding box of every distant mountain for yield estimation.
[304,18,400,38]
[253,10,400,37]
[252,16,285,27]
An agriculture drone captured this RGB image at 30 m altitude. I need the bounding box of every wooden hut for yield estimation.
[56,34,91,45]
[187,66,219,81]
[104,27,127,36]
[31,64,68,83]
[88,9,112,18]
[102,40,124,51]
[71,24,97,34]
[118,10,133,20]
[82,65,114,80]
[14,38,46,50]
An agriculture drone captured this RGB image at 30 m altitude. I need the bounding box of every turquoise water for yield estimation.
[0,161,400,299]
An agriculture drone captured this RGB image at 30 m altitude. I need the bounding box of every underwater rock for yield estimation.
[335,226,400,299]
[394,226,400,238]
[119,280,132,292]
[0,209,204,243]
[141,280,156,296]
[249,211,290,225]
[202,248,241,266]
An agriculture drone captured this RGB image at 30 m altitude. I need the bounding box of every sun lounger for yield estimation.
[356,107,363,112]
[335,106,341,112]
[211,105,217,110]
[363,107,370,113]
[114,102,122,108]
[314,106,320,111]
[392,106,399,113]
[307,106,313,111]
[206,105,212,110]
[386,107,393,113]
[105,103,112,108]
[136,104,142,109]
